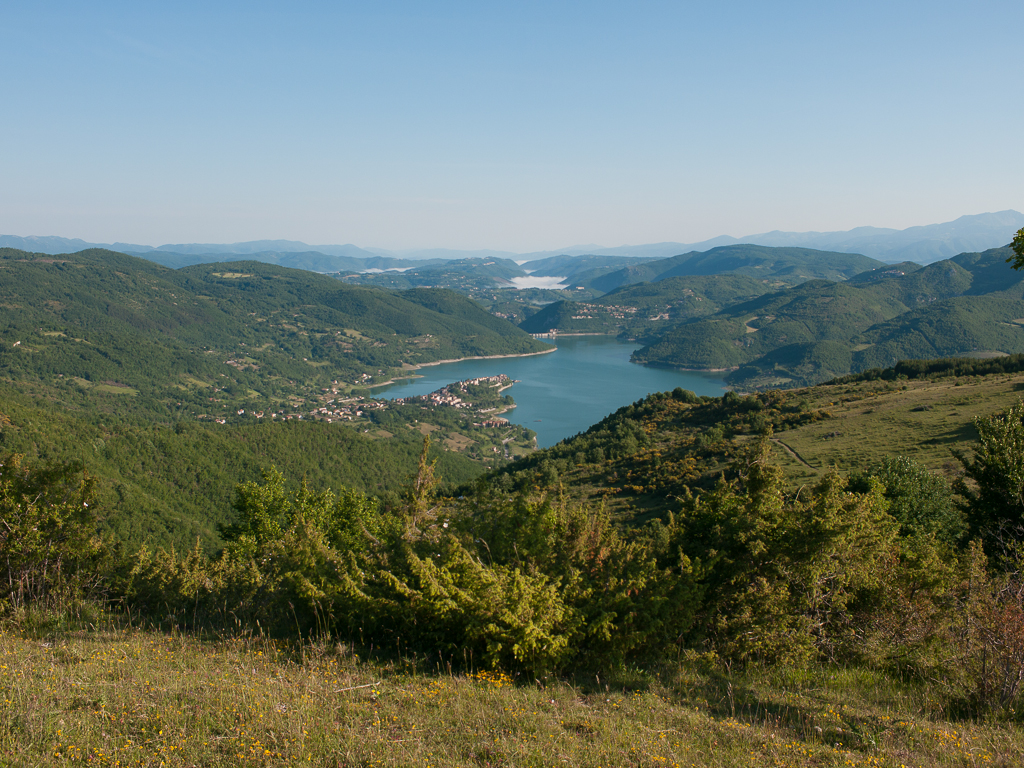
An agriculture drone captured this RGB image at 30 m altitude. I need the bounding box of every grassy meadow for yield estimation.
[2,617,1022,768]
[766,372,1024,485]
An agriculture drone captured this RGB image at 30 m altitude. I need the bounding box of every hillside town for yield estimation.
[392,374,515,412]
[196,375,518,425]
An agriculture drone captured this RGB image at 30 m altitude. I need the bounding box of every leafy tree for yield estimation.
[225,465,396,557]
[954,400,1024,537]
[1008,227,1024,270]
[673,438,897,663]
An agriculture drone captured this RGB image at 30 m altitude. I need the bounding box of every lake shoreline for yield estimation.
[367,346,557,389]
[413,346,557,369]
[637,360,740,373]
[367,335,728,447]
[530,332,615,338]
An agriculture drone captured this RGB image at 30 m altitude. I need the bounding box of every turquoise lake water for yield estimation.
[372,336,727,447]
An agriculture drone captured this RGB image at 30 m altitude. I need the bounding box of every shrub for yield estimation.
[673,439,898,664]
[0,454,104,614]
[853,456,962,542]
[954,399,1024,539]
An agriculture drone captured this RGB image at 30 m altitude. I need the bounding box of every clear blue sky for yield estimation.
[3,1,1022,251]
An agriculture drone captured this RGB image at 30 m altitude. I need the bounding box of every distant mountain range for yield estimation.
[2,210,1021,267]
[518,210,1024,265]
[0,236,382,260]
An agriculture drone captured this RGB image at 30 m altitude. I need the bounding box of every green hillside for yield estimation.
[518,247,890,340]
[7,352,1024,768]
[634,279,910,370]
[524,253,651,279]
[854,295,1024,369]
[134,249,442,272]
[633,246,1024,388]
[9,336,1024,760]
[844,260,924,284]
[8,247,1024,768]
[0,248,550,419]
[0,248,555,549]
[338,256,528,291]
[520,274,771,337]
[0,381,483,551]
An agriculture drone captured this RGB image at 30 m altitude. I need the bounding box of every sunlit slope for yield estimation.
[336,256,528,290]
[519,247,888,339]
[0,382,483,551]
[519,275,771,336]
[0,248,550,418]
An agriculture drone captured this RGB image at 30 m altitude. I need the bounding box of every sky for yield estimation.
[2,1,1022,252]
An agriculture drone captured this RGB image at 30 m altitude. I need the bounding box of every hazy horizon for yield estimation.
[4,209,1021,262]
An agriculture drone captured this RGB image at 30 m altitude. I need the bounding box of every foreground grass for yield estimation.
[2,622,1022,767]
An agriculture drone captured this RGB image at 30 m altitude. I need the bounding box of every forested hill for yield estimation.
[0,247,553,550]
[575,244,884,294]
[516,246,889,339]
[0,248,550,420]
[519,274,773,336]
[0,381,485,551]
[632,246,1024,389]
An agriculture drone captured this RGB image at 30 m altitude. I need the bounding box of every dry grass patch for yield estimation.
[91,384,138,396]
[2,624,1023,767]
[443,433,476,452]
[770,373,1024,483]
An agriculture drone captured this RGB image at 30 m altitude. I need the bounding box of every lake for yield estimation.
[373,336,727,447]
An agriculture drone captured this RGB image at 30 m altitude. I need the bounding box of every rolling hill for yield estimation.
[520,274,773,337]
[476,353,1024,523]
[0,247,556,550]
[337,256,530,290]
[518,246,887,340]
[632,246,1024,388]
[0,248,551,418]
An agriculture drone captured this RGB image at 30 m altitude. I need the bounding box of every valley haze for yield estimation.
[3,210,1022,267]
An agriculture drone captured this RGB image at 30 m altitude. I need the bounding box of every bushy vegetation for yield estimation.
[0,454,104,615]
[1007,225,1024,270]
[954,399,1024,538]
[8,386,1024,721]
[7,349,1024,768]
[0,385,484,551]
[832,351,1024,384]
